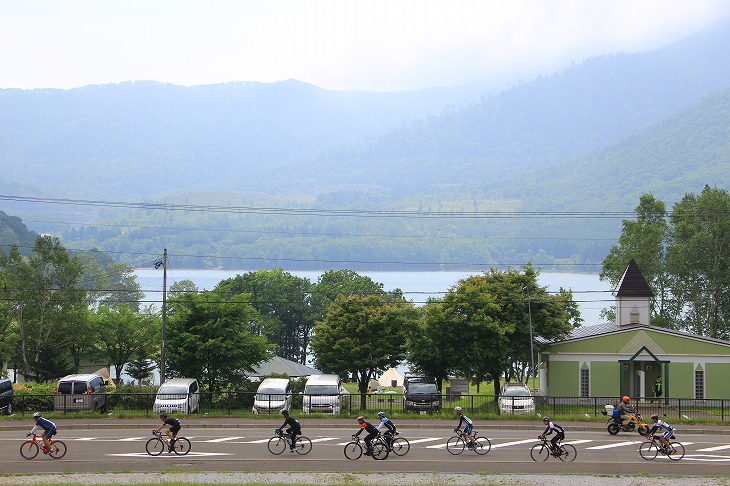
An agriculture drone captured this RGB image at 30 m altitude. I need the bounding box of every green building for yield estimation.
[541,259,730,401]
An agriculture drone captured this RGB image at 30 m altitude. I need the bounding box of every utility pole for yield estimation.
[158,249,168,385]
[524,286,535,394]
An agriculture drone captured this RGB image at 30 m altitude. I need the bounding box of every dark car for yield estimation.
[0,378,14,414]
[403,375,440,413]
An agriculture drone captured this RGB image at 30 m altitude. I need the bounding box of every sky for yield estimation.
[2,0,730,92]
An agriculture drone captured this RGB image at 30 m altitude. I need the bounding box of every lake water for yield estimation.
[135,269,614,325]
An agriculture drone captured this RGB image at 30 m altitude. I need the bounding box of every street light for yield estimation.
[524,286,535,394]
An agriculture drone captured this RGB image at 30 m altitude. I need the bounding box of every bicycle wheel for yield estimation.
[391,437,410,456]
[372,442,389,460]
[145,437,165,456]
[530,443,549,461]
[668,442,685,461]
[172,437,191,455]
[344,441,362,460]
[49,440,67,459]
[639,441,658,460]
[474,436,491,455]
[446,436,465,455]
[267,436,286,455]
[294,436,312,455]
[558,443,576,462]
[20,440,39,459]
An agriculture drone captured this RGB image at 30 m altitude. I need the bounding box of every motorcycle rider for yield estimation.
[618,396,635,426]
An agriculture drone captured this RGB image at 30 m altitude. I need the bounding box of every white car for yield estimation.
[498,384,536,415]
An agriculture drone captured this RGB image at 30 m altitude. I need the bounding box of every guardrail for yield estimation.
[9,392,730,421]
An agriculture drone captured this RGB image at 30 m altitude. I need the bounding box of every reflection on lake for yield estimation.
[135,269,614,325]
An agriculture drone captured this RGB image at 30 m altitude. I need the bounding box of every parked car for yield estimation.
[302,374,345,414]
[53,373,109,413]
[498,383,536,415]
[403,375,440,413]
[153,378,200,415]
[252,378,292,415]
[0,378,14,414]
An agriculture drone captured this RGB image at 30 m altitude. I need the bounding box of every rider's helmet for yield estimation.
[357,416,364,422]
[281,409,289,416]
[454,406,462,413]
[651,414,659,420]
[159,412,168,419]
[377,411,385,417]
[33,412,41,419]
[542,416,550,422]
[622,396,631,403]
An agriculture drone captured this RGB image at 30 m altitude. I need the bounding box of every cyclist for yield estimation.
[28,412,57,453]
[454,406,475,447]
[155,412,181,452]
[375,411,397,448]
[276,409,301,452]
[617,396,635,426]
[353,416,378,456]
[539,416,565,453]
[645,413,675,454]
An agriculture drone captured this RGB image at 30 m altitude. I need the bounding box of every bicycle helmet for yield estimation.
[651,414,659,420]
[622,396,630,403]
[542,416,550,422]
[159,412,168,419]
[281,409,289,416]
[454,406,462,412]
[33,412,41,419]
[357,416,364,422]
[377,411,385,417]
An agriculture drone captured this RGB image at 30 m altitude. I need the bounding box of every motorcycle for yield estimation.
[602,409,648,435]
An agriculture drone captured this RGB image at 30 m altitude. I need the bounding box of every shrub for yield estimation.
[13,382,55,413]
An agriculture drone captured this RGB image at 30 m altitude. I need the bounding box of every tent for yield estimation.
[378,367,404,388]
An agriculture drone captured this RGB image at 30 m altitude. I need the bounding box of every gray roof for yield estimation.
[556,322,730,348]
[250,356,322,378]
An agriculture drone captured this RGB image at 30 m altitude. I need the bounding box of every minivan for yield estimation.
[54,373,109,413]
[403,375,440,412]
[153,378,200,415]
[252,378,292,415]
[0,378,14,414]
[302,374,344,414]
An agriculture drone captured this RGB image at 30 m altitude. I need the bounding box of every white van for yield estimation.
[153,378,200,415]
[252,378,292,415]
[302,374,345,414]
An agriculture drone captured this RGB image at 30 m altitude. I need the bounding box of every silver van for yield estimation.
[302,374,345,414]
[252,378,292,415]
[153,378,200,415]
[53,373,109,413]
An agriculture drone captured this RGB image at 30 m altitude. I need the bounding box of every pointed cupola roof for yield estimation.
[613,258,654,298]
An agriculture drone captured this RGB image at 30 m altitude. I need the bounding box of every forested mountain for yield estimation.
[1,18,729,270]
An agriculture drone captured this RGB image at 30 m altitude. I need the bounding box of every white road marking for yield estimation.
[309,437,339,443]
[586,441,637,450]
[696,444,730,452]
[490,439,538,449]
[108,452,233,457]
[204,437,244,443]
[119,437,146,442]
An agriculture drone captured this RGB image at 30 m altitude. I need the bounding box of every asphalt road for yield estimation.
[3,417,730,476]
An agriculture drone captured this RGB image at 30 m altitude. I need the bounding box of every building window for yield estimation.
[580,369,589,397]
[695,370,704,399]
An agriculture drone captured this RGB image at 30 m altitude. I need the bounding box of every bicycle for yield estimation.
[145,430,191,456]
[343,434,389,460]
[639,434,685,461]
[530,436,577,462]
[446,429,491,455]
[385,431,410,456]
[267,429,313,455]
[20,433,67,459]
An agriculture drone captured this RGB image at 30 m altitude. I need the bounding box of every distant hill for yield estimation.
[0,210,38,255]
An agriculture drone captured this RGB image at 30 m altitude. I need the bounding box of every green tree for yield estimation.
[600,193,673,326]
[0,235,86,381]
[91,305,160,383]
[125,349,157,385]
[99,262,144,313]
[166,291,273,393]
[667,186,730,339]
[310,294,417,409]
[216,268,315,364]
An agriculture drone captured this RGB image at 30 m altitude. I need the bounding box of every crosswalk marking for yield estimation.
[564,440,593,445]
[204,437,244,443]
[490,439,536,449]
[75,437,96,441]
[310,437,339,443]
[696,444,730,452]
[402,437,442,445]
[586,441,637,450]
[119,437,146,442]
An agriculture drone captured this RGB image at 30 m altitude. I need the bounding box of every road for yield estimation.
[3,418,730,475]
